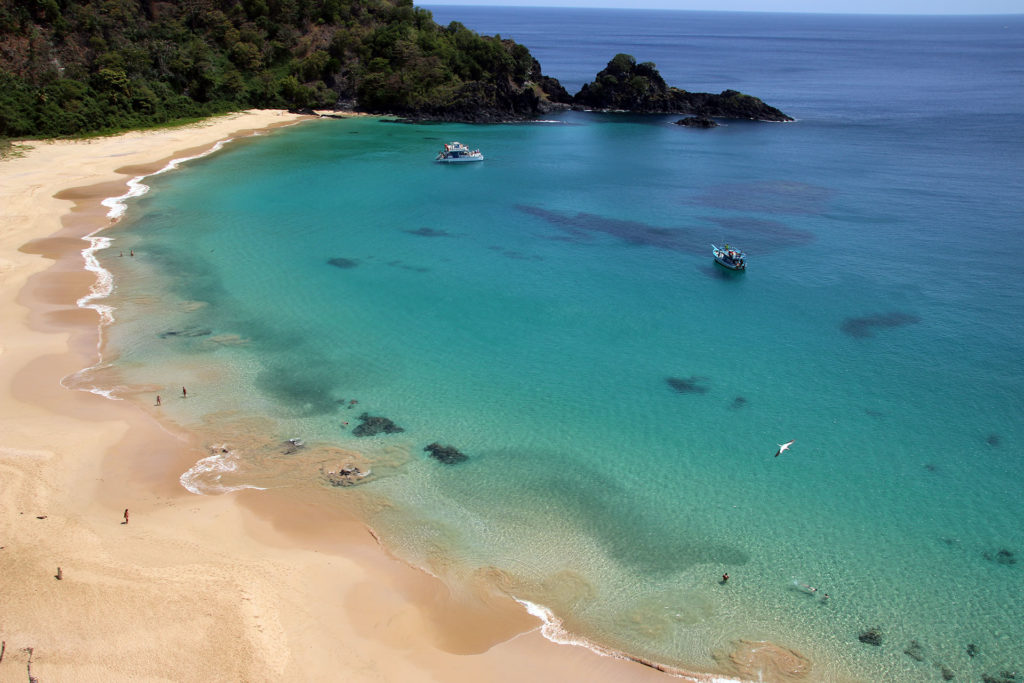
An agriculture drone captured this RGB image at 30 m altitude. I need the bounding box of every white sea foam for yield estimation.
[515,599,739,682]
[66,135,243,399]
[179,446,267,495]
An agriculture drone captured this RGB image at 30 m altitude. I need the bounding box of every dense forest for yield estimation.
[0,0,570,137]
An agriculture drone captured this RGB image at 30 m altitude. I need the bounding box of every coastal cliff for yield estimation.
[0,2,786,137]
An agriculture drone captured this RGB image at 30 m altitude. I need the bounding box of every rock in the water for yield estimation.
[858,628,883,646]
[982,548,1017,565]
[158,327,213,339]
[676,116,718,128]
[939,664,955,681]
[967,643,979,658]
[327,257,359,269]
[666,376,709,394]
[352,412,404,437]
[323,463,371,487]
[573,54,792,121]
[903,639,926,662]
[424,442,468,465]
[281,437,305,455]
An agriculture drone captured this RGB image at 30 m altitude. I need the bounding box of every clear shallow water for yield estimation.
[95,9,1023,681]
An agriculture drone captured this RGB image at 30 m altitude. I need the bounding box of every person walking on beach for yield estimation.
[182,386,187,398]
[123,509,129,525]
[156,395,161,406]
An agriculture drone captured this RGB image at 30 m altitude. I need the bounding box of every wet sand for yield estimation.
[0,110,753,682]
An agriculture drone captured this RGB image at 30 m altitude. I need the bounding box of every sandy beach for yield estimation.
[0,110,757,682]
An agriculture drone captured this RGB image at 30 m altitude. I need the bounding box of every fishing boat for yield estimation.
[436,141,484,163]
[712,244,746,270]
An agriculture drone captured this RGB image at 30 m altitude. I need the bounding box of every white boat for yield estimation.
[712,244,746,270]
[436,141,483,163]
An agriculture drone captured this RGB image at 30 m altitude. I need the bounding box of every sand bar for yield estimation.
[0,110,749,682]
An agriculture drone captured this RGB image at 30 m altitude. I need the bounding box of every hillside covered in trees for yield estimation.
[0,0,571,137]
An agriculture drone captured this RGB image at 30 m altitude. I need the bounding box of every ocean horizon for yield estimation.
[82,8,1023,681]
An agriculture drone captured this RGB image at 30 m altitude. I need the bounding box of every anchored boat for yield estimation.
[712,244,746,270]
[436,141,484,163]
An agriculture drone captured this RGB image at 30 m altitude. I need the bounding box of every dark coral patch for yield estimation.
[986,434,1001,447]
[351,413,404,437]
[841,312,921,338]
[730,396,748,409]
[327,257,360,269]
[982,549,1016,565]
[667,376,709,394]
[424,442,468,464]
[405,227,452,237]
[858,627,883,646]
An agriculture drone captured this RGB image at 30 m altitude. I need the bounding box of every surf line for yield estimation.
[515,599,739,682]
[64,131,263,399]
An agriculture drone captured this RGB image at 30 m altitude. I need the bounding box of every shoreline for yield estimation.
[1,109,760,682]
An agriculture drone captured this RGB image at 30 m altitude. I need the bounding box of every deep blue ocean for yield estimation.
[95,8,1024,681]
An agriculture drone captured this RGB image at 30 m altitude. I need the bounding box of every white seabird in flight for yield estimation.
[774,439,795,457]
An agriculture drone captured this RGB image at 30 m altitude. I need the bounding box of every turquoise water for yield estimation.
[94,10,1023,681]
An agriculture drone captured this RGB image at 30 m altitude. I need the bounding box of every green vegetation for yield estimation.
[0,0,565,138]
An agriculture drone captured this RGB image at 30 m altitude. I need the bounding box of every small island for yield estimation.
[573,54,792,122]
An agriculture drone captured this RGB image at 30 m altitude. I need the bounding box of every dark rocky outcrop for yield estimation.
[352,413,404,437]
[323,464,371,486]
[982,671,1020,683]
[858,628,883,646]
[676,116,719,128]
[424,442,468,464]
[327,257,360,269]
[968,643,980,658]
[573,54,792,122]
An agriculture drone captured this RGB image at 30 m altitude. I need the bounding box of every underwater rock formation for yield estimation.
[405,227,452,237]
[903,639,926,662]
[986,434,1001,447]
[858,627,883,646]
[967,643,980,658]
[982,671,1020,683]
[424,442,468,465]
[730,396,748,409]
[840,312,921,338]
[352,413,404,437]
[982,549,1017,565]
[158,327,212,339]
[327,257,359,269]
[666,376,709,394]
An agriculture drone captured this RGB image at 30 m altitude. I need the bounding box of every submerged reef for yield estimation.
[351,413,404,437]
[730,396,748,409]
[982,548,1017,565]
[667,376,709,394]
[158,327,212,339]
[327,257,360,269]
[904,639,926,662]
[424,443,468,465]
[982,671,1020,683]
[986,434,1001,447]
[840,312,921,338]
[858,627,883,646]
[405,227,453,237]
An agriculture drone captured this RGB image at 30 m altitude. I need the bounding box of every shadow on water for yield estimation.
[840,312,921,338]
[439,446,750,575]
[517,205,814,256]
[691,180,836,216]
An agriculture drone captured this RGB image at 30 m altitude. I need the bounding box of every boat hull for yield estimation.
[436,156,484,163]
[714,256,746,270]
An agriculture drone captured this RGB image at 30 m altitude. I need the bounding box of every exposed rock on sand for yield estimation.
[716,639,811,680]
